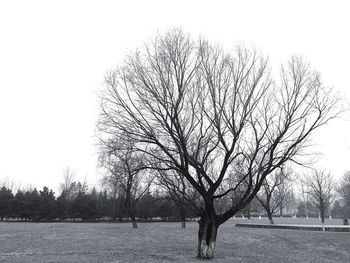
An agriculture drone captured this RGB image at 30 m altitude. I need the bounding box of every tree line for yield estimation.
[0,183,197,223]
[2,168,350,225]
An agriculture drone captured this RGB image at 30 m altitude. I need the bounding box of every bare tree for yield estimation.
[284,189,297,216]
[0,176,19,193]
[59,167,87,200]
[336,171,350,218]
[299,174,311,218]
[99,137,152,228]
[256,167,292,224]
[59,167,76,195]
[98,29,340,259]
[156,169,200,228]
[304,170,335,224]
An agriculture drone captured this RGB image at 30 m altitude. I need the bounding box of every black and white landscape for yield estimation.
[1,0,350,262]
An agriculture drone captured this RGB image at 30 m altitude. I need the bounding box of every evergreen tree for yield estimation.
[12,190,30,221]
[26,189,40,221]
[39,186,56,221]
[0,186,14,221]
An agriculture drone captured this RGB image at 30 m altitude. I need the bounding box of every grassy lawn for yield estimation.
[0,220,349,262]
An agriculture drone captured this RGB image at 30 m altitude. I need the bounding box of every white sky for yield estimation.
[0,0,349,193]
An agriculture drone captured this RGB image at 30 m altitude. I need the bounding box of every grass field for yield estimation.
[1,219,349,263]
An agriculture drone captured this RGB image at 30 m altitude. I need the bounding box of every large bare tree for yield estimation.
[98,29,340,259]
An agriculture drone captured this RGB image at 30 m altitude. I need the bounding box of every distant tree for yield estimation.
[97,190,109,219]
[99,137,152,228]
[11,191,22,220]
[0,186,14,221]
[98,29,341,259]
[156,170,200,228]
[151,190,178,220]
[284,190,297,216]
[38,186,56,221]
[26,188,41,221]
[67,182,96,221]
[297,200,318,218]
[60,179,88,220]
[296,200,306,217]
[304,170,334,224]
[115,193,127,221]
[62,180,87,201]
[337,171,350,218]
[88,187,99,219]
[12,190,30,221]
[60,167,76,194]
[256,167,292,224]
[56,191,70,220]
[331,200,344,218]
[137,190,155,220]
[0,177,18,193]
[240,198,262,219]
[299,175,312,218]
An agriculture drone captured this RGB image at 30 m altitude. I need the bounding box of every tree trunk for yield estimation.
[111,198,117,221]
[304,202,309,219]
[247,204,251,220]
[130,214,138,228]
[118,214,123,222]
[197,217,218,259]
[125,196,138,228]
[279,203,283,217]
[180,204,186,228]
[131,218,138,228]
[320,204,325,224]
[267,212,274,224]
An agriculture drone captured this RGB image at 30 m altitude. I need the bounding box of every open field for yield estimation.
[1,220,350,263]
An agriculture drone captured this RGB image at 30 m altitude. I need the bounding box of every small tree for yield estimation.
[284,190,297,216]
[304,170,334,224]
[12,190,28,221]
[299,175,311,219]
[256,167,292,224]
[0,186,14,221]
[38,186,56,221]
[337,171,350,218]
[99,137,152,228]
[26,189,40,221]
[331,200,344,218]
[156,169,200,228]
[97,190,109,219]
[60,167,76,194]
[239,198,262,219]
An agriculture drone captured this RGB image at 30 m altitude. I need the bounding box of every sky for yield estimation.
[0,0,349,193]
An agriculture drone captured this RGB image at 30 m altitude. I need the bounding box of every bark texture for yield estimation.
[197,217,218,259]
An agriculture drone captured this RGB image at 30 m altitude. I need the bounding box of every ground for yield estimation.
[0,218,349,262]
